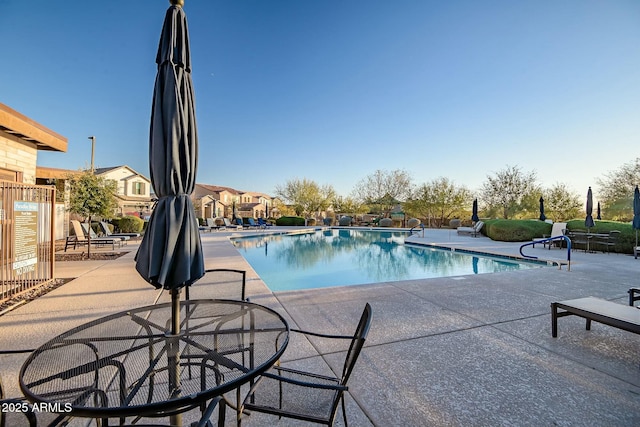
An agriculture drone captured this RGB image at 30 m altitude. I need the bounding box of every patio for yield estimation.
[1,227,639,426]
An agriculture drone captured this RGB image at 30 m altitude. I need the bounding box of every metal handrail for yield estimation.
[519,236,571,271]
[409,224,424,237]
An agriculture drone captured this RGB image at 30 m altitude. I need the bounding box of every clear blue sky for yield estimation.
[2,0,639,201]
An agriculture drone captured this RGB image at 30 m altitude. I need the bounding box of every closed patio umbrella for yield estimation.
[633,185,640,248]
[585,187,595,229]
[597,202,601,220]
[539,197,546,222]
[471,198,479,222]
[134,2,204,422]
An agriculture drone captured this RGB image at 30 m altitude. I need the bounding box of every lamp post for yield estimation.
[88,136,96,171]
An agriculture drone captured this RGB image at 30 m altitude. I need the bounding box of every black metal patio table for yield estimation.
[19,299,289,424]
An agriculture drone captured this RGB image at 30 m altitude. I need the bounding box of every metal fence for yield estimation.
[0,180,56,304]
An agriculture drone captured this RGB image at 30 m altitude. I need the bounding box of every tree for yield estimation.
[67,170,118,257]
[404,178,472,227]
[274,178,335,223]
[351,169,413,216]
[481,165,538,219]
[331,195,367,216]
[543,183,582,221]
[596,158,640,221]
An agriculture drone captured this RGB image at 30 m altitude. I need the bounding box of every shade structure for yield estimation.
[471,199,479,222]
[633,185,640,247]
[539,197,546,221]
[585,187,595,229]
[597,202,601,220]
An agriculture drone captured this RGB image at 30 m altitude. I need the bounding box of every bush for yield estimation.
[117,215,144,233]
[275,216,306,226]
[484,219,551,242]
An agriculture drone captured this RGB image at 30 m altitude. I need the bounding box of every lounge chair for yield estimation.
[83,222,127,245]
[532,222,567,249]
[257,217,272,228]
[223,218,241,230]
[246,218,261,229]
[551,296,640,338]
[206,217,225,231]
[236,217,251,229]
[99,221,140,240]
[65,220,122,251]
[456,221,484,237]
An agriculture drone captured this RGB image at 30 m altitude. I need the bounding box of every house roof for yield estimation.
[0,103,68,152]
[196,183,241,194]
[94,165,150,182]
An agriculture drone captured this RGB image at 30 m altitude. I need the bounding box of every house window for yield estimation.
[133,182,145,195]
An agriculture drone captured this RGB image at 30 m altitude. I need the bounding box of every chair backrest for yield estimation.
[206,218,216,227]
[99,221,112,236]
[474,221,484,232]
[223,218,232,226]
[341,303,372,385]
[608,230,621,241]
[550,222,567,237]
[81,223,99,239]
[70,220,86,239]
[236,218,243,226]
[247,218,257,226]
[186,268,247,301]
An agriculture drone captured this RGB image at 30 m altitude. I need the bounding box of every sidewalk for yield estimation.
[1,227,639,426]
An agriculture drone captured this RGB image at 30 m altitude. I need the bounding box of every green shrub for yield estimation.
[118,215,144,233]
[484,219,551,242]
[275,216,306,226]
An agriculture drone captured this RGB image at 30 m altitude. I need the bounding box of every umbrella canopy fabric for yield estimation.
[597,202,601,220]
[585,187,595,229]
[539,197,546,222]
[471,199,479,222]
[135,3,204,291]
[633,186,640,230]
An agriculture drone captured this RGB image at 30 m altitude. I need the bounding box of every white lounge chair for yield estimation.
[532,222,567,249]
[457,221,484,237]
[65,220,122,251]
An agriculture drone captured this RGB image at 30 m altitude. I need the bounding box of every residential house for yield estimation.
[192,184,277,220]
[94,166,153,218]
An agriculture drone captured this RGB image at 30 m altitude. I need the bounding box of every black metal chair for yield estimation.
[237,303,372,427]
[0,375,37,427]
[186,268,247,302]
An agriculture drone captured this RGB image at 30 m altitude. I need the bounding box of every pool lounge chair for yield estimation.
[532,222,567,249]
[223,218,241,230]
[65,220,122,251]
[83,222,128,245]
[99,221,140,240]
[457,221,484,237]
[257,218,272,228]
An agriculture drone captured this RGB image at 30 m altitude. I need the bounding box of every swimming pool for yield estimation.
[231,229,544,291]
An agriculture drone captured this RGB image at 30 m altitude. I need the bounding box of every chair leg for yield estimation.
[341,395,348,427]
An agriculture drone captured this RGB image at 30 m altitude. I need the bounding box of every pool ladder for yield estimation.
[519,236,571,271]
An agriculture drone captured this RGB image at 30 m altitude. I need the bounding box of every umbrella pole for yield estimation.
[169,288,182,426]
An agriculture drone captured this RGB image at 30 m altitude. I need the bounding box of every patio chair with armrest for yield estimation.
[532,222,567,249]
[234,303,373,427]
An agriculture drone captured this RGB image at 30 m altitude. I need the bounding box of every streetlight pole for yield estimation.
[88,136,96,171]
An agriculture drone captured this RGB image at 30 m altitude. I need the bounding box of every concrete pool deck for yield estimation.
[1,226,639,426]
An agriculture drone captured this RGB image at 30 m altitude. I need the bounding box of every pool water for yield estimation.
[231,229,542,292]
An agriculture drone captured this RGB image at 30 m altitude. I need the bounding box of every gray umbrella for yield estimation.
[471,198,479,222]
[585,187,595,229]
[539,197,546,222]
[135,0,204,336]
[633,185,640,247]
[134,2,204,423]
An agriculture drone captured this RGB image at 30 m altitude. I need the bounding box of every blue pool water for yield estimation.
[231,229,542,291]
